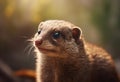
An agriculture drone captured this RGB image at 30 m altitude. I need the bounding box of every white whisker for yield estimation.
[28,46,34,56]
[24,42,34,56]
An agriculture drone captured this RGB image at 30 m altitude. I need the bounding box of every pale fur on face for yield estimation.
[33,20,82,58]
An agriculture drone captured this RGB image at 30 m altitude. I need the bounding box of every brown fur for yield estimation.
[32,20,119,82]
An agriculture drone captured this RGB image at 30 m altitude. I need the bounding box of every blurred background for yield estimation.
[0,0,120,79]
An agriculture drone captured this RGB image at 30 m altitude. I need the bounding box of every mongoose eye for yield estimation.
[37,30,41,34]
[52,31,61,39]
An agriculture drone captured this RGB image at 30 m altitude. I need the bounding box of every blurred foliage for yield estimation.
[0,0,120,71]
[92,0,120,58]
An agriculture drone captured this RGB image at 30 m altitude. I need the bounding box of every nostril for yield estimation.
[35,40,43,46]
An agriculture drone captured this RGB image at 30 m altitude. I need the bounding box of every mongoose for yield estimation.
[32,20,119,82]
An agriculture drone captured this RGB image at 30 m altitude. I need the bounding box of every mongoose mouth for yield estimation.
[37,47,57,53]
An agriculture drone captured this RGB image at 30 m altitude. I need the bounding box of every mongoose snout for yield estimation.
[35,39,43,47]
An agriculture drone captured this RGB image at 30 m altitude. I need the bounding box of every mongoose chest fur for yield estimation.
[32,20,119,82]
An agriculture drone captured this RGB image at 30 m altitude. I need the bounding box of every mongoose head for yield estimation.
[33,20,83,58]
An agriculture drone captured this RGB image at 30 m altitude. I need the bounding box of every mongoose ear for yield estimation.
[72,27,81,41]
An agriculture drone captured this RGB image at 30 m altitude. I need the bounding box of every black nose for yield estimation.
[35,39,43,46]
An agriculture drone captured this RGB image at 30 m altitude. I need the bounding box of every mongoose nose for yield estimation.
[35,39,43,46]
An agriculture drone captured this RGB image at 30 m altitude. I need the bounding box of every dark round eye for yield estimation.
[52,31,61,39]
[38,30,41,34]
